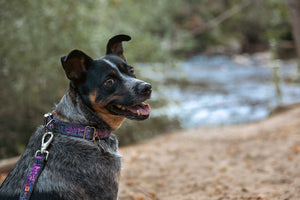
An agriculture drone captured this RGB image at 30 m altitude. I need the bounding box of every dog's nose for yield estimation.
[137,82,152,96]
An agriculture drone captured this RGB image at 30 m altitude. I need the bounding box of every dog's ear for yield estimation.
[106,34,131,61]
[61,49,93,82]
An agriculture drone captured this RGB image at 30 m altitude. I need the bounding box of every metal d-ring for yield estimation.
[83,126,105,153]
[46,119,54,129]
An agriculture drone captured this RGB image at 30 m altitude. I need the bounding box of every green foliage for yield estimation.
[0,0,101,158]
[168,0,291,54]
[224,0,290,52]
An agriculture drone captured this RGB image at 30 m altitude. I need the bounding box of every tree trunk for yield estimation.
[287,0,300,80]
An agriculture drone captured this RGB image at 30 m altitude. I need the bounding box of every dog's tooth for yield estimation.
[137,110,141,116]
[117,105,122,109]
[121,107,125,110]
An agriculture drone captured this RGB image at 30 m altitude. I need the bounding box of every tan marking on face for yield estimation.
[120,64,125,69]
[111,70,117,76]
[89,90,126,130]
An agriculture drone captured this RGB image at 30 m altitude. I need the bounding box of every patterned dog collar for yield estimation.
[44,113,111,140]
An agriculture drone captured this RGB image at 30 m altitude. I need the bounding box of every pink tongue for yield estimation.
[126,103,151,115]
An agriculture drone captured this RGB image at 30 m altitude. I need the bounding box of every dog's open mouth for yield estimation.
[108,102,151,120]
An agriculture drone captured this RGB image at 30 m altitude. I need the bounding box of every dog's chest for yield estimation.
[37,133,121,199]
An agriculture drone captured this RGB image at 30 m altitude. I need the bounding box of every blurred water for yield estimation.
[144,54,300,128]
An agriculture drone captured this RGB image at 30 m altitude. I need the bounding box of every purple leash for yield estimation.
[19,130,54,200]
[19,156,45,200]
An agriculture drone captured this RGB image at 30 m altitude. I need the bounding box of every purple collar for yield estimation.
[44,113,111,140]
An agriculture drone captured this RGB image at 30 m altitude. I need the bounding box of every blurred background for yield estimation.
[0,0,300,159]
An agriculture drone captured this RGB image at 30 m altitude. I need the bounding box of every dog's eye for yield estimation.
[129,68,135,75]
[104,78,115,86]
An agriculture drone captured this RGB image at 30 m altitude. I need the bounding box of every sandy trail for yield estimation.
[119,106,300,200]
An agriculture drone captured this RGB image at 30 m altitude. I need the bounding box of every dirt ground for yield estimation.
[118,105,300,200]
[1,106,300,200]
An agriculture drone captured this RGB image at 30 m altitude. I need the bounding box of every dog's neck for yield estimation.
[54,83,113,131]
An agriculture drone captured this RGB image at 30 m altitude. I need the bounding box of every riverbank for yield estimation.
[118,104,300,200]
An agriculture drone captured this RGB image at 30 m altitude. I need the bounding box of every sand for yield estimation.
[118,106,300,200]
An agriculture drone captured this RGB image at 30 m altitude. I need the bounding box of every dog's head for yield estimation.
[60,35,151,130]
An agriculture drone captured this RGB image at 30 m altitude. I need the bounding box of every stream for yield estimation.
[141,53,300,128]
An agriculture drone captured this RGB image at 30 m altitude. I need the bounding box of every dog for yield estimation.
[0,34,152,200]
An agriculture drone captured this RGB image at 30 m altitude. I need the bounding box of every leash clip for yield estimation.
[35,132,54,160]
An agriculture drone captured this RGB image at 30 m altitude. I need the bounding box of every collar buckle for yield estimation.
[83,126,97,140]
